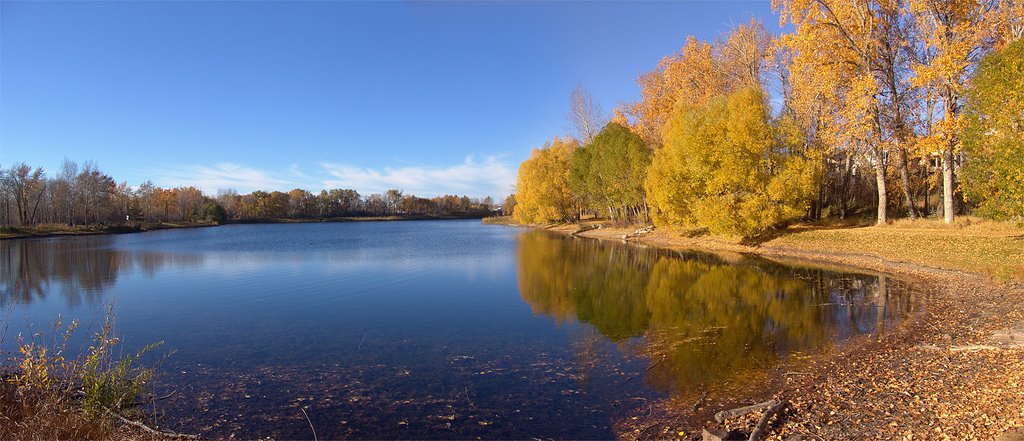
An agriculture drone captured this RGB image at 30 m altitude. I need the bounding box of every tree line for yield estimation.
[513,1,1023,237]
[0,159,497,227]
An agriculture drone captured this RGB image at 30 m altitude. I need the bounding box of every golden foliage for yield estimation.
[628,19,771,146]
[513,136,580,224]
[775,0,883,151]
[908,0,1006,156]
[645,86,818,237]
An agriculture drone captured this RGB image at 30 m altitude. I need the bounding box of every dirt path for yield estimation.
[545,224,1024,440]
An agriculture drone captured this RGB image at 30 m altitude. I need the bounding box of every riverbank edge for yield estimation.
[0,221,219,240]
[549,222,975,280]
[0,214,490,240]
[520,221,1024,440]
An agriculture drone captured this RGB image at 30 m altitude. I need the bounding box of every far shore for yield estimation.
[0,221,219,240]
[0,214,491,240]
[500,216,1024,440]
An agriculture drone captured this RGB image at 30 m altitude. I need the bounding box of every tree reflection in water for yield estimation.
[515,231,914,393]
[0,237,201,307]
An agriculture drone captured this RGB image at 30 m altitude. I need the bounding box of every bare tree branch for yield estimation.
[566,83,606,144]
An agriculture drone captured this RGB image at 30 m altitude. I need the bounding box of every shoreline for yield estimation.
[0,215,488,241]
[551,223,977,281]
[0,221,219,240]
[530,221,1024,440]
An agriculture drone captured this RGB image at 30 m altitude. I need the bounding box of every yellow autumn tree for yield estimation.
[627,19,771,146]
[908,0,1018,223]
[513,136,580,224]
[776,0,903,224]
[630,36,719,146]
[645,86,818,237]
[987,1,1024,49]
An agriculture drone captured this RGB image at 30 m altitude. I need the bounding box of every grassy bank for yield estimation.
[481,215,517,225]
[0,222,217,240]
[763,218,1024,281]
[533,218,1024,439]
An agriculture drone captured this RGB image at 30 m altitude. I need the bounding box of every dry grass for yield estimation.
[0,378,123,440]
[0,223,101,239]
[1,313,174,440]
[765,217,1024,281]
[481,215,517,225]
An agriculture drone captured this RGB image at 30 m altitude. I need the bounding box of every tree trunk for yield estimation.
[942,148,955,224]
[922,161,930,217]
[940,86,960,225]
[28,187,45,225]
[896,147,918,219]
[875,157,888,225]
[840,153,853,219]
[818,183,826,219]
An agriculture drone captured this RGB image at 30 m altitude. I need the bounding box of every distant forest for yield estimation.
[0,160,503,227]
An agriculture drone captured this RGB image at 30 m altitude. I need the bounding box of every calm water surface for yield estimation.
[0,220,915,439]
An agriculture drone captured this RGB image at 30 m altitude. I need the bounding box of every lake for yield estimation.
[0,220,915,439]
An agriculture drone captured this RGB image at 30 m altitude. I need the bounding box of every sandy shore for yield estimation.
[539,223,1024,440]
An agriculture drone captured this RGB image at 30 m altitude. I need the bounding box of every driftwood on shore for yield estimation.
[714,399,778,423]
[703,399,787,441]
[103,406,203,440]
[748,400,787,441]
[571,224,600,236]
[917,327,1024,352]
[621,225,655,240]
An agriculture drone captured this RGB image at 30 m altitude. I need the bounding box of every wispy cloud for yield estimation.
[320,156,515,199]
[151,163,305,194]
[148,156,516,198]
[287,163,310,179]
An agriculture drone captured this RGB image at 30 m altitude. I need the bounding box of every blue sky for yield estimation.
[1,1,778,199]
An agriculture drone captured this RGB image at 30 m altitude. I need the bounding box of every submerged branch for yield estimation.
[103,406,202,440]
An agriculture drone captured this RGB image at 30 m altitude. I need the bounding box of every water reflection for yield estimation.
[0,236,202,307]
[516,231,914,392]
[0,225,917,439]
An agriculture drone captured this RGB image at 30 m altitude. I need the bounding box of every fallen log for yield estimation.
[103,406,202,440]
[918,343,1016,352]
[622,225,655,240]
[571,224,600,236]
[714,399,778,423]
[748,399,787,441]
